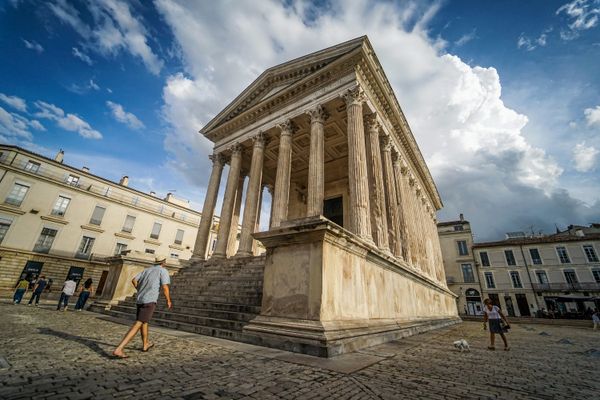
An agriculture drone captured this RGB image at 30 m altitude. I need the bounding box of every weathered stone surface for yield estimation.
[1,302,598,399]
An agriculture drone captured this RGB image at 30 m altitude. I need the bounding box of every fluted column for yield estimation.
[213,144,243,259]
[271,120,297,227]
[227,175,245,257]
[343,87,372,241]
[306,106,328,217]
[381,135,403,258]
[364,114,389,251]
[194,152,225,258]
[252,185,265,255]
[237,133,266,256]
[392,151,411,262]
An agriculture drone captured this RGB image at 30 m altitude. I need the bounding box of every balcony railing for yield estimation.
[2,156,200,225]
[532,282,600,291]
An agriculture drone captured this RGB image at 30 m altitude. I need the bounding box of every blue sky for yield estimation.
[0,0,599,241]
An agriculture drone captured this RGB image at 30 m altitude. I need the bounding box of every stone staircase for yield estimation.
[90,255,265,343]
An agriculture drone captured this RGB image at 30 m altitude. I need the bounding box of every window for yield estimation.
[75,236,95,259]
[479,251,490,267]
[510,271,523,288]
[170,253,179,259]
[529,248,542,265]
[536,270,549,284]
[33,228,58,253]
[461,264,475,283]
[556,246,570,264]
[89,206,106,226]
[25,160,40,173]
[174,229,184,245]
[122,215,136,233]
[504,250,516,266]
[145,248,155,254]
[5,183,29,206]
[484,272,495,289]
[114,242,128,255]
[453,225,464,231]
[0,217,12,244]
[564,269,578,284]
[592,269,600,283]
[150,222,162,239]
[66,175,79,186]
[583,245,599,262]
[51,196,70,216]
[457,240,468,256]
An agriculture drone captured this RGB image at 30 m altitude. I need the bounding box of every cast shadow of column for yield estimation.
[37,327,115,359]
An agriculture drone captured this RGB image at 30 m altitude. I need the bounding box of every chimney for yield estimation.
[575,229,584,237]
[150,191,156,196]
[54,149,64,163]
[119,176,129,187]
[82,166,89,173]
[165,192,173,201]
[459,213,464,222]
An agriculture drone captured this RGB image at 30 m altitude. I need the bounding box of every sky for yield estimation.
[0,0,599,241]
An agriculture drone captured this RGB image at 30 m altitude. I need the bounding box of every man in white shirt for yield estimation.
[57,278,77,311]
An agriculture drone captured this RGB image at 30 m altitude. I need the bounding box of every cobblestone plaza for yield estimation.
[1,302,598,399]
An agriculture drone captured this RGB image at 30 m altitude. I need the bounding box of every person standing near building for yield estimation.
[57,278,77,311]
[27,275,48,306]
[13,276,30,304]
[482,298,510,351]
[593,309,600,331]
[113,257,172,359]
[74,278,94,311]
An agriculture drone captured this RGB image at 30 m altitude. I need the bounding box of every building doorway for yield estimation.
[515,293,531,316]
[465,288,482,315]
[504,295,516,317]
[96,270,109,296]
[66,266,85,290]
[19,261,44,281]
[323,196,343,228]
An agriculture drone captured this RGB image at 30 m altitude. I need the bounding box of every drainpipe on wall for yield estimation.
[519,244,541,312]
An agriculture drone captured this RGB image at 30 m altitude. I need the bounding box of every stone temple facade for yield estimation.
[192,36,459,356]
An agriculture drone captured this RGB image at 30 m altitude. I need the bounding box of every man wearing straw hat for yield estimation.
[113,256,172,358]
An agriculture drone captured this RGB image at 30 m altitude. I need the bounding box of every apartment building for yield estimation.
[437,215,484,315]
[0,144,220,294]
[473,226,600,317]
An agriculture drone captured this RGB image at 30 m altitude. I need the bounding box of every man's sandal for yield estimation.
[487,346,495,350]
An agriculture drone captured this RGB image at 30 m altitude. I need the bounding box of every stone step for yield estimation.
[109,303,258,322]
[116,300,261,314]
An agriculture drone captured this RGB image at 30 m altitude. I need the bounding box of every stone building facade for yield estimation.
[192,36,458,355]
[0,144,220,295]
[437,215,484,316]
[473,225,600,317]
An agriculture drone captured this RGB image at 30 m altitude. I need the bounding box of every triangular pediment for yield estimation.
[201,36,367,135]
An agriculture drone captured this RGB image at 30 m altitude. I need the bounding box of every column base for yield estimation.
[235,250,253,257]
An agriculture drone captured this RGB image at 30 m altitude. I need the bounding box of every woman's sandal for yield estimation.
[504,347,510,351]
[142,343,155,352]
[487,346,495,351]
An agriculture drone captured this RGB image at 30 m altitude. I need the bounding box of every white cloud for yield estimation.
[72,47,93,65]
[68,79,101,94]
[455,29,476,47]
[106,100,145,130]
[557,0,600,39]
[150,0,596,240]
[0,93,27,112]
[22,38,43,53]
[573,142,599,172]
[517,32,548,51]
[34,101,102,139]
[0,106,45,141]
[584,105,600,126]
[48,0,163,75]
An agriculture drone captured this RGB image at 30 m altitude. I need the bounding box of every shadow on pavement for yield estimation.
[37,327,115,359]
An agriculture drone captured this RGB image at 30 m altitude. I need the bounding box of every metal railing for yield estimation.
[1,155,200,225]
[532,282,600,291]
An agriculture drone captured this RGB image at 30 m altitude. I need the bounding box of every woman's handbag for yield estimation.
[500,319,510,332]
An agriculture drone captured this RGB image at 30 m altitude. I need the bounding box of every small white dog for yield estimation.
[453,339,470,352]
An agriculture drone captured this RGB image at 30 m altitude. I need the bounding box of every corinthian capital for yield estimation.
[229,143,243,157]
[251,131,268,148]
[364,113,380,133]
[276,119,298,136]
[380,133,393,152]
[209,152,226,167]
[342,86,365,107]
[306,105,329,124]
